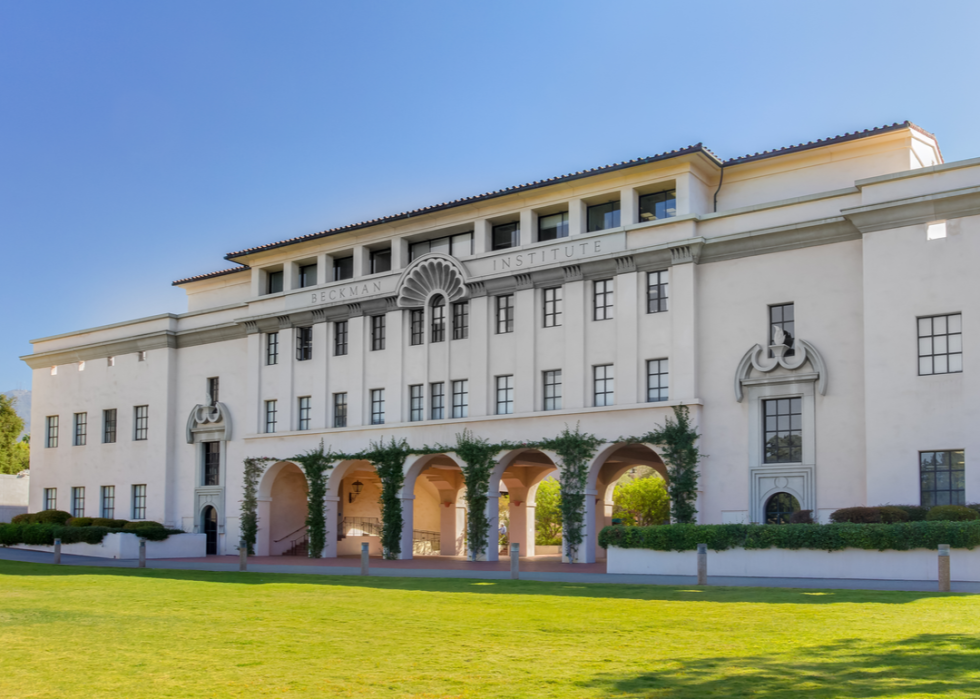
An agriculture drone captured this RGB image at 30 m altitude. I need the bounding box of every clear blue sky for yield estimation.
[2,0,979,393]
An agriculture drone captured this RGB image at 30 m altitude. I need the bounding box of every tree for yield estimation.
[0,395,27,475]
[534,479,563,545]
[613,475,669,526]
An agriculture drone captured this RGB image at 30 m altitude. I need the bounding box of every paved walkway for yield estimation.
[2,547,977,592]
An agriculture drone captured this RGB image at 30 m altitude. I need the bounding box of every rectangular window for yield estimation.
[102,409,116,444]
[543,370,562,411]
[918,314,963,375]
[371,315,386,351]
[492,222,520,251]
[71,487,85,518]
[639,190,677,222]
[431,298,446,342]
[410,232,473,261]
[763,398,803,464]
[452,302,469,340]
[73,412,87,447]
[451,380,469,418]
[538,212,569,241]
[647,359,669,402]
[204,442,221,486]
[594,365,614,406]
[370,248,392,274]
[371,389,385,425]
[409,384,424,422]
[100,486,115,519]
[296,326,313,361]
[137,351,146,362]
[132,484,146,520]
[594,279,614,321]
[267,270,284,294]
[45,416,59,448]
[44,488,56,511]
[333,256,354,281]
[133,406,148,441]
[334,321,348,356]
[769,303,795,357]
[299,263,318,288]
[207,377,219,405]
[587,201,621,232]
[431,382,445,420]
[267,332,279,365]
[333,393,348,428]
[298,396,311,431]
[265,400,278,434]
[647,270,669,314]
[543,287,562,328]
[496,294,514,334]
[410,309,424,346]
[495,375,514,415]
[920,450,966,506]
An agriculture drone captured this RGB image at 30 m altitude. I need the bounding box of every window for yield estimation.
[137,351,147,362]
[410,309,424,346]
[431,383,445,420]
[267,270,284,294]
[543,370,562,411]
[496,375,514,415]
[132,485,146,520]
[453,302,469,339]
[44,488,56,511]
[370,248,392,274]
[334,321,348,356]
[50,366,57,375]
[763,398,802,463]
[299,263,318,288]
[639,190,677,222]
[647,270,669,314]
[296,326,313,361]
[333,256,354,281]
[45,416,59,448]
[587,201,621,232]
[431,297,446,342]
[410,232,473,261]
[496,295,514,334]
[71,487,85,518]
[100,486,115,519]
[102,409,116,444]
[371,315,386,351]
[298,396,311,431]
[73,412,87,447]
[78,361,85,371]
[769,303,795,357]
[594,365,614,406]
[204,442,220,486]
[594,279,614,320]
[492,222,520,250]
[134,406,148,441]
[333,393,348,428]
[107,356,115,367]
[647,359,669,402]
[371,389,385,425]
[538,212,569,241]
[451,380,468,418]
[918,314,963,375]
[543,287,562,327]
[265,400,278,434]
[927,221,947,240]
[764,492,800,525]
[409,384,424,422]
[207,377,219,405]
[267,332,279,365]
[920,450,965,506]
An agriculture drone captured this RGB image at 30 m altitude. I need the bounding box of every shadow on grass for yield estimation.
[585,634,980,698]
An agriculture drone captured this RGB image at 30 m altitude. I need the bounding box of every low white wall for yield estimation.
[9,532,207,559]
[607,546,980,582]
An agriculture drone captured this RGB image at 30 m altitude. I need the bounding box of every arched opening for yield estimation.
[202,505,218,555]
[488,448,561,560]
[430,295,446,342]
[330,460,383,557]
[256,460,309,557]
[765,492,800,524]
[401,453,466,558]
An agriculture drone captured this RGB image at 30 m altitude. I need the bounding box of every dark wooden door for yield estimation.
[203,506,218,555]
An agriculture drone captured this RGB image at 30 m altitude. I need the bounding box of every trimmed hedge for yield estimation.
[926,505,979,522]
[0,522,181,547]
[12,510,74,525]
[598,521,980,552]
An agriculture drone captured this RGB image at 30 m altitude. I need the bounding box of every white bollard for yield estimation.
[697,543,707,585]
[939,544,950,592]
[53,538,61,566]
[510,542,520,580]
[139,539,146,568]
[360,542,370,576]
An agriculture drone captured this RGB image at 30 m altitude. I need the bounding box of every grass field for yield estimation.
[1,561,978,698]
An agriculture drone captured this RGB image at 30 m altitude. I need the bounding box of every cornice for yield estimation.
[842,185,980,233]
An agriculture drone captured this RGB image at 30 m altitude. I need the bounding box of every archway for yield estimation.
[255,461,309,556]
[487,448,561,561]
[202,505,218,555]
[399,453,467,559]
[325,459,383,558]
[764,492,800,524]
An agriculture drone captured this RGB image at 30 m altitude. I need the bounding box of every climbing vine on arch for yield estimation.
[240,456,280,555]
[291,440,337,559]
[539,424,603,562]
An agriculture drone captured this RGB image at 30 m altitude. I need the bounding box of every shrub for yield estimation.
[67,517,94,527]
[34,510,73,525]
[926,505,979,522]
[830,507,881,524]
[889,505,931,522]
[877,506,910,524]
[10,513,35,524]
[967,504,980,516]
[789,510,814,524]
[92,518,128,528]
[123,521,163,531]
[0,523,179,546]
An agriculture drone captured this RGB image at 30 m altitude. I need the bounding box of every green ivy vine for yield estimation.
[449,430,503,560]
[360,437,413,559]
[291,440,337,558]
[240,456,280,555]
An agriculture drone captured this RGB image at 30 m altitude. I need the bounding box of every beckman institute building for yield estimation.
[22,122,978,560]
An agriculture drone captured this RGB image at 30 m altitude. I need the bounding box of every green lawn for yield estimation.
[0,561,978,698]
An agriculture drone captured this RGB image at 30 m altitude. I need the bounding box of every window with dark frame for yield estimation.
[763,398,802,463]
[451,380,468,418]
[594,365,614,406]
[543,370,562,411]
[769,303,795,357]
[265,400,278,434]
[267,332,279,365]
[44,488,56,511]
[267,270,284,294]
[333,393,348,428]
[296,326,313,361]
[204,442,221,486]
[765,492,800,525]
[492,222,520,250]
[431,382,445,420]
[410,309,424,346]
[103,409,116,444]
[543,287,562,327]
[496,295,514,334]
[207,377,219,405]
[495,375,514,415]
[132,484,146,520]
[298,396,311,431]
[639,190,677,221]
[647,270,669,313]
[73,412,87,446]
[134,406,148,441]
[371,389,385,425]
[920,450,966,506]
[299,263,318,288]
[593,279,614,321]
[334,321,348,356]
[409,384,424,422]
[371,315,386,351]
[538,212,569,241]
[587,201,621,232]
[452,302,469,339]
[333,256,354,281]
[409,232,473,261]
[45,415,59,448]
[918,314,963,375]
[647,359,669,402]
[71,487,85,518]
[100,486,115,519]
[370,248,392,274]
[431,297,446,342]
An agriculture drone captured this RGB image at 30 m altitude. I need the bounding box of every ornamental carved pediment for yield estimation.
[396,254,468,308]
[734,332,827,402]
[186,401,232,444]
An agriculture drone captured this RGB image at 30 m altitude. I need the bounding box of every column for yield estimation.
[507,487,530,558]
[514,287,536,414]
[519,209,536,246]
[312,321,329,428]
[391,237,409,270]
[483,494,499,562]
[473,219,491,255]
[468,295,490,416]
[284,261,299,291]
[615,269,640,405]
[246,331,263,435]
[278,321,296,431]
[323,495,340,558]
[579,489,598,564]
[398,495,414,560]
[353,245,369,278]
[563,277,586,409]
[317,253,334,284]
[250,267,263,297]
[568,199,587,237]
[256,497,272,556]
[669,250,700,401]
[348,315,366,426]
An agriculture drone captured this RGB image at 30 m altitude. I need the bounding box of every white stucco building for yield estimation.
[21,122,978,561]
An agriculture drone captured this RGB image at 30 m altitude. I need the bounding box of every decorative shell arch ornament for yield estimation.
[185,399,232,443]
[734,328,828,402]
[396,253,469,308]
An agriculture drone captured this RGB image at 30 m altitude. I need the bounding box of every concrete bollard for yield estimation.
[138,539,146,568]
[939,544,950,592]
[510,542,520,580]
[697,543,707,585]
[239,540,248,572]
[360,542,370,576]
[53,538,61,566]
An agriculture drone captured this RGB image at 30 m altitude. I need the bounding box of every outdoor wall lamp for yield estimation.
[349,480,363,503]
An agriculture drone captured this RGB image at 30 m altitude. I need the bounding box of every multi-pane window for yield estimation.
[587,201,621,232]
[134,406,148,441]
[71,487,85,518]
[639,190,677,221]
[492,222,520,250]
[769,303,795,356]
[45,416,59,448]
[647,359,669,402]
[410,309,424,346]
[296,326,313,361]
[204,442,220,486]
[538,212,569,241]
[496,295,514,334]
[265,400,278,434]
[453,302,469,340]
[103,409,117,444]
[409,232,473,261]
[207,377,220,405]
[647,270,669,314]
[44,488,56,511]
[371,389,385,425]
[543,287,562,327]
[451,380,468,418]
[333,393,348,428]
[267,270,284,294]
[431,383,445,420]
[333,256,354,281]
[298,396,311,431]
[100,486,115,519]
[73,412,87,446]
[594,279,614,321]
[543,370,562,411]
[763,398,802,464]
[594,365,614,406]
[335,321,348,356]
[409,385,424,422]
[371,315,386,351]
[918,314,963,375]
[920,450,966,506]
[431,297,446,342]
[370,248,392,274]
[495,375,514,415]
[299,263,318,288]
[132,485,147,520]
[267,332,279,365]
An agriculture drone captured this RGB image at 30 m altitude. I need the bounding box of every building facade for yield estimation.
[22,122,978,560]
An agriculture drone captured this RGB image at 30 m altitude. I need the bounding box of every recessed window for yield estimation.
[100,486,115,519]
[78,361,85,372]
[593,279,614,321]
[496,375,514,415]
[137,351,147,362]
[134,406,148,441]
[639,190,677,222]
[927,221,947,240]
[431,297,446,343]
[538,212,569,242]
[543,287,562,328]
[496,295,514,334]
[647,359,669,402]
[543,370,562,411]
[267,332,279,365]
[132,484,147,520]
[333,393,348,428]
[647,270,669,314]
[770,303,795,357]
[45,416,59,448]
[333,256,354,281]
[371,389,385,425]
[267,270,284,294]
[594,365,614,407]
[371,315,386,351]
[298,396,311,431]
[102,409,116,444]
[371,248,392,274]
[299,263,318,288]
[265,400,278,434]
[431,382,445,420]
[296,326,313,361]
[587,201,621,232]
[764,492,800,525]
[107,356,115,367]
[71,487,85,518]
[410,309,424,346]
[918,314,962,375]
[44,488,56,511]
[492,222,520,251]
[207,377,220,405]
[73,412,87,447]
[920,450,965,506]
[451,380,468,418]
[409,384,424,422]
[763,398,802,464]
[203,442,220,486]
[410,232,473,261]
[50,366,57,376]
[452,302,469,340]
[334,321,348,356]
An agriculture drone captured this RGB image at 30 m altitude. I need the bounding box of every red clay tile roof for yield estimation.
[172,265,250,287]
